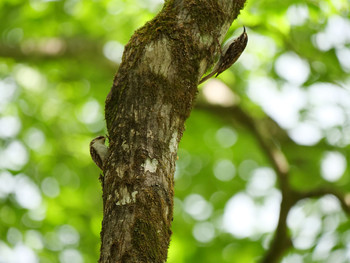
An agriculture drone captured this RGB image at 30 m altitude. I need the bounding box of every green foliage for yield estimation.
[0,0,350,262]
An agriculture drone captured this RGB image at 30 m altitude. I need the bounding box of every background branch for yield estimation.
[196,98,350,262]
[296,187,350,215]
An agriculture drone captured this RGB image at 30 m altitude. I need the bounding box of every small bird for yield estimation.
[199,26,248,84]
[90,135,108,170]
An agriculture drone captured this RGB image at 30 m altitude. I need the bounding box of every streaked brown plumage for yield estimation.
[199,26,248,84]
[90,135,108,170]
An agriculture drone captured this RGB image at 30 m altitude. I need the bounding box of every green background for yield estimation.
[0,0,350,262]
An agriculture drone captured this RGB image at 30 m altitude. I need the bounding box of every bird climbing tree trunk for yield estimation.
[99,1,246,262]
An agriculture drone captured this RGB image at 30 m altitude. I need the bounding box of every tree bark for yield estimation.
[99,1,246,262]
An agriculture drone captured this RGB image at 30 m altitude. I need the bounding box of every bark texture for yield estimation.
[100,1,246,262]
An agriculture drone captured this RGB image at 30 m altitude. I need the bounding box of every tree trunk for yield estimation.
[99,1,246,262]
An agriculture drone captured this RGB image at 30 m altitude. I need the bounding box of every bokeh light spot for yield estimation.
[192,222,215,243]
[321,151,346,182]
[275,52,310,85]
[184,194,213,221]
[216,127,237,148]
[213,159,236,181]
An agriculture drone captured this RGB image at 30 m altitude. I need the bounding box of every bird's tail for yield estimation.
[199,71,216,84]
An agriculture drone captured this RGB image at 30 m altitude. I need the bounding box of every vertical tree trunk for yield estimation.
[99,1,246,262]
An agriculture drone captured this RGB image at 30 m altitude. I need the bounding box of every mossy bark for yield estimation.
[99,0,246,262]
